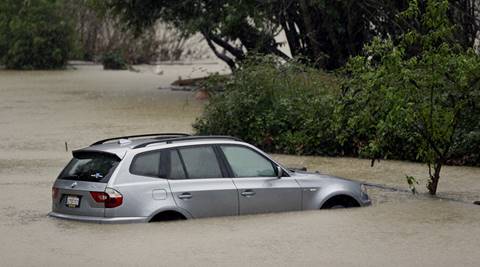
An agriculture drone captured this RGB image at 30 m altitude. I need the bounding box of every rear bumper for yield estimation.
[48,212,148,224]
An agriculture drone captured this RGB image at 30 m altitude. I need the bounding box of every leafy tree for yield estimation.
[62,0,192,63]
[337,0,480,195]
[0,0,73,69]
[103,0,479,70]
[103,0,288,70]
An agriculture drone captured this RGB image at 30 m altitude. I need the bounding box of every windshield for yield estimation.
[58,151,120,183]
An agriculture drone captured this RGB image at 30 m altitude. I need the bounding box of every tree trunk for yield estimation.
[427,161,442,195]
[298,0,324,67]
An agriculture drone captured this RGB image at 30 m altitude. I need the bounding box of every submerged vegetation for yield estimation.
[195,0,480,195]
[101,51,127,70]
[194,56,340,155]
[338,0,480,194]
[0,0,206,70]
[0,0,72,69]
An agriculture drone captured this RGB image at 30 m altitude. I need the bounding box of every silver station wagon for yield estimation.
[49,134,371,223]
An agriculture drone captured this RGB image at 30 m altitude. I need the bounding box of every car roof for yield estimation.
[73,135,245,159]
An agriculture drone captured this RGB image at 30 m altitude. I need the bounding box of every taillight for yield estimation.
[90,191,108,202]
[104,188,123,208]
[52,187,59,199]
[90,188,123,208]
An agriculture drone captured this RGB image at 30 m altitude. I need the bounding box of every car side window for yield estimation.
[130,151,162,177]
[178,146,222,178]
[169,149,187,179]
[220,145,276,177]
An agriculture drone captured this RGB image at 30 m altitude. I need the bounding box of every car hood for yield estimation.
[291,170,362,185]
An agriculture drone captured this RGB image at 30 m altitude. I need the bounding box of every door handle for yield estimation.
[178,193,192,199]
[241,190,256,197]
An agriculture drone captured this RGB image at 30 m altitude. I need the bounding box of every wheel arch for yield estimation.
[319,191,361,209]
[147,207,192,222]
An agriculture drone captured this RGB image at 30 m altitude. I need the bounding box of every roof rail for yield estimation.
[91,133,191,146]
[132,135,242,149]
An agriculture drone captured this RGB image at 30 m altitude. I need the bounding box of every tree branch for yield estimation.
[201,32,237,71]
[207,33,245,61]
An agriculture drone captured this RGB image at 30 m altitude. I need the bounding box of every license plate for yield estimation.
[66,195,80,208]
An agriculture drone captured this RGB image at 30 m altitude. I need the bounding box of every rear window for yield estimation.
[59,152,120,183]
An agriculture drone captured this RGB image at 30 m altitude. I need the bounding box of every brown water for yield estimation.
[0,64,479,266]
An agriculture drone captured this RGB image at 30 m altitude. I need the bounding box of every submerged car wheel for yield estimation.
[330,204,347,209]
[149,211,187,222]
[321,195,360,209]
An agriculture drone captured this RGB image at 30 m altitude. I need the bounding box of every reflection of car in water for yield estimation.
[49,133,371,223]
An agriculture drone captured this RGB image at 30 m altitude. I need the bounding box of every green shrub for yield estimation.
[101,51,128,70]
[448,123,480,166]
[336,0,480,194]
[0,0,73,69]
[194,56,341,155]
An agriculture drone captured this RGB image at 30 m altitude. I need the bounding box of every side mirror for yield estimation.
[276,166,283,179]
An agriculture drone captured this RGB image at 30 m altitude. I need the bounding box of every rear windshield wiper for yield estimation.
[60,175,80,180]
[60,174,102,181]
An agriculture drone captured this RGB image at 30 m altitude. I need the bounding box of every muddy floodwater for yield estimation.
[0,64,479,266]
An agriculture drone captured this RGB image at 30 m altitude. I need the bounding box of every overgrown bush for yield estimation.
[101,51,127,70]
[194,56,341,155]
[0,0,72,69]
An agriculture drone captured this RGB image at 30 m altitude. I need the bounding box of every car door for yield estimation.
[107,149,176,219]
[167,145,238,218]
[219,145,302,215]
